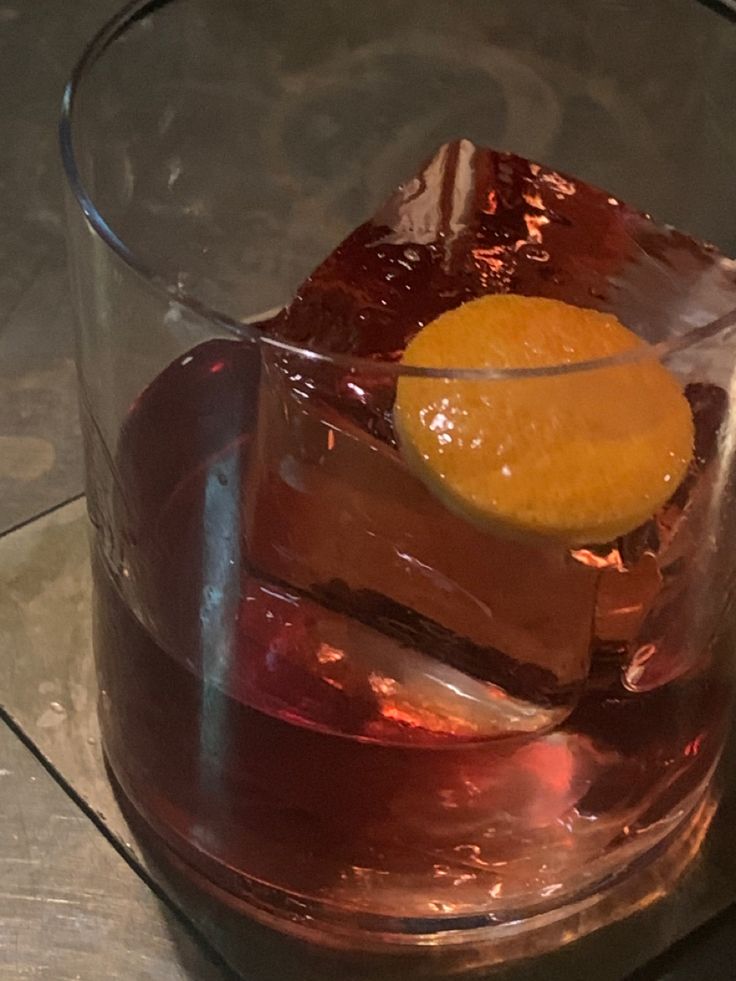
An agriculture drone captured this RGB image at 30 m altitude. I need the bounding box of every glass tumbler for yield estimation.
[61,0,736,954]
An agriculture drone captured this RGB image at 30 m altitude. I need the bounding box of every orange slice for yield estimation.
[394,295,693,545]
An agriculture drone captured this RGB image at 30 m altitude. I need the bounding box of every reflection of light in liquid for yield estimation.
[540,171,576,198]
[523,211,550,246]
[522,190,545,210]
[483,190,498,215]
[345,381,367,399]
[472,245,514,289]
[316,642,344,665]
[571,546,624,571]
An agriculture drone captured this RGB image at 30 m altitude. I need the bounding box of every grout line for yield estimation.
[0,707,244,980]
[0,492,86,541]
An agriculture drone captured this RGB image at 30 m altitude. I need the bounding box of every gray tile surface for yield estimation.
[0,720,230,980]
[0,0,121,534]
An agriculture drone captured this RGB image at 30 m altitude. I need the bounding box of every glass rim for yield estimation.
[59,0,736,381]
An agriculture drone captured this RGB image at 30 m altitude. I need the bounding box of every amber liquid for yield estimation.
[90,337,728,929]
[90,143,733,935]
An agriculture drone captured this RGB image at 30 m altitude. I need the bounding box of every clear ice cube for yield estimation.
[592,383,731,692]
[233,578,568,742]
[245,355,598,712]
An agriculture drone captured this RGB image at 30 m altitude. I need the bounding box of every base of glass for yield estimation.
[106,752,716,968]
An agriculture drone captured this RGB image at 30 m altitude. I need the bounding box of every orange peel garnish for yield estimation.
[394,295,693,545]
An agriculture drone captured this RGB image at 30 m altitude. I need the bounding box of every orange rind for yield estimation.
[394,295,694,545]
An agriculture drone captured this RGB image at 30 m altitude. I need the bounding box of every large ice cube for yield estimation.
[266,139,736,358]
[232,577,568,742]
[113,140,736,733]
[249,139,736,707]
[244,355,598,707]
[588,383,730,692]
